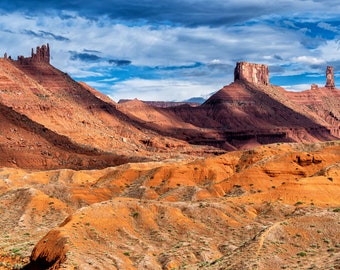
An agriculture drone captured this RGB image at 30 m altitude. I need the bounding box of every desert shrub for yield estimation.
[131,212,139,218]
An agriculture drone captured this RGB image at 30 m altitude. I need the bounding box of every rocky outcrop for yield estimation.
[325,66,335,88]
[311,84,319,90]
[4,44,51,65]
[0,44,210,170]
[234,62,269,85]
[31,44,50,63]
[11,141,340,269]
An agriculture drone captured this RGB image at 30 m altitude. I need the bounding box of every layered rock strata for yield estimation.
[234,62,269,85]
[325,66,335,88]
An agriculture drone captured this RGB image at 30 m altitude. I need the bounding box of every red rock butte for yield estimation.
[234,62,270,85]
[234,61,337,90]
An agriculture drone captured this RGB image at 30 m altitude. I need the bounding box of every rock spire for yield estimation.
[31,44,50,63]
[325,66,335,88]
[15,44,50,65]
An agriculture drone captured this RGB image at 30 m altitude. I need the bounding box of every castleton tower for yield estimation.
[325,66,335,89]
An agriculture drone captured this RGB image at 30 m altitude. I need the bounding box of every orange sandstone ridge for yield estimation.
[0,141,338,269]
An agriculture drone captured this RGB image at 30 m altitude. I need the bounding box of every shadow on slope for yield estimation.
[0,102,146,170]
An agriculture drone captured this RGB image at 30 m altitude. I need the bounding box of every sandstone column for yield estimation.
[325,66,335,88]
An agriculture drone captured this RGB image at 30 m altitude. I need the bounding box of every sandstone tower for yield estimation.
[325,66,335,88]
[31,44,50,63]
[234,62,269,85]
[16,44,50,65]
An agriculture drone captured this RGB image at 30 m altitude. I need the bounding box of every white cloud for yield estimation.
[318,40,340,61]
[210,59,221,64]
[108,78,223,102]
[292,56,325,65]
[283,84,315,92]
[0,11,310,69]
[100,77,119,82]
[317,22,338,33]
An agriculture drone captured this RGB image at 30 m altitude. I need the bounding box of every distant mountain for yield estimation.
[118,99,202,107]
[183,97,206,104]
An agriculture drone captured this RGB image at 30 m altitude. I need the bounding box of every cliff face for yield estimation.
[287,86,340,138]
[234,62,269,85]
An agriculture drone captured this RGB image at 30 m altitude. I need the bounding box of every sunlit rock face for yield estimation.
[234,62,269,85]
[325,66,335,89]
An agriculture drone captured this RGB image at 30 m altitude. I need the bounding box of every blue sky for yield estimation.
[0,1,340,101]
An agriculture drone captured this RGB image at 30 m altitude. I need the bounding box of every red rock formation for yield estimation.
[325,66,335,88]
[119,76,339,150]
[16,44,50,65]
[32,44,50,63]
[1,45,340,163]
[234,62,269,85]
[311,83,318,90]
[17,141,340,269]
[0,44,214,169]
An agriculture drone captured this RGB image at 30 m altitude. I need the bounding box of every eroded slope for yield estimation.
[0,141,338,269]
[117,81,340,150]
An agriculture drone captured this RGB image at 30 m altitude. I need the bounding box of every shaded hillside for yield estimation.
[198,81,337,146]
[118,81,339,150]
[287,86,340,137]
[116,99,206,140]
[117,63,340,150]
[0,141,338,269]
[0,45,218,170]
[0,102,147,169]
